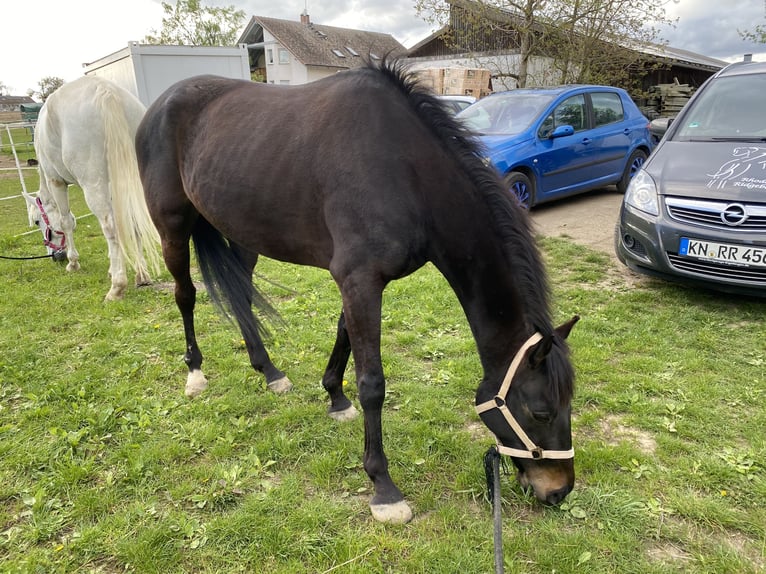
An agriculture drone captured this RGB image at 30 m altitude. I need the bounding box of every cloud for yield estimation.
[2,0,764,96]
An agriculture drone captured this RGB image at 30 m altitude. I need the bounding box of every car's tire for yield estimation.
[505,171,535,208]
[616,149,648,194]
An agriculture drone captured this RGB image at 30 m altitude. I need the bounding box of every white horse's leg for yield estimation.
[85,184,128,301]
[46,177,80,272]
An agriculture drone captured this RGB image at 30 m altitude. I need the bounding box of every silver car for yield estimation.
[615,57,766,297]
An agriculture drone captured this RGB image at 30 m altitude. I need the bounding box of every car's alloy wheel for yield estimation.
[505,172,534,208]
[617,149,648,194]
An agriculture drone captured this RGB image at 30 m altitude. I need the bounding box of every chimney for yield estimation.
[744,53,753,63]
[300,10,310,25]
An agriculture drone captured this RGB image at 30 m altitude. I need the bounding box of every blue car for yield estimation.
[457,85,653,207]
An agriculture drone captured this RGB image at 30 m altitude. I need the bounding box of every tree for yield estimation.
[0,81,9,96]
[143,0,246,46]
[36,77,65,102]
[415,0,675,90]
[739,22,766,45]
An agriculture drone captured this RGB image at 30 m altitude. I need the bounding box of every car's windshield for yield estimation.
[673,72,766,141]
[457,93,554,135]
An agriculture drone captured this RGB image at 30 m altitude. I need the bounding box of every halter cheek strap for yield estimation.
[475,332,575,461]
[36,197,67,252]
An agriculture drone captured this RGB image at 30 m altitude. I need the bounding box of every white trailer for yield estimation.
[83,42,251,107]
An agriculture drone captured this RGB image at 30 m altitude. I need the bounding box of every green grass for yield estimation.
[0,184,764,573]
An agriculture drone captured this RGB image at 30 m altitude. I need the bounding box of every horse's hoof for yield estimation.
[267,376,293,394]
[370,500,413,524]
[104,290,125,302]
[185,370,208,398]
[329,405,359,422]
[66,262,80,272]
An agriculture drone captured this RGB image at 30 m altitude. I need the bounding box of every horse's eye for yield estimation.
[532,411,553,424]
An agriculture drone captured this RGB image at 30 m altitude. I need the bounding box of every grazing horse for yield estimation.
[135,61,579,524]
[26,75,161,301]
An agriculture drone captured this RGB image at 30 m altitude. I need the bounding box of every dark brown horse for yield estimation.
[135,61,579,524]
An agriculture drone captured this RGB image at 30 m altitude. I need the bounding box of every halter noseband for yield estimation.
[35,197,67,252]
[475,332,574,461]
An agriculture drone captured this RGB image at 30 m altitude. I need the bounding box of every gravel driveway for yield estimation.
[530,188,624,260]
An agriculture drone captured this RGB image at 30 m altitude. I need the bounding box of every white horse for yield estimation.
[25,75,162,301]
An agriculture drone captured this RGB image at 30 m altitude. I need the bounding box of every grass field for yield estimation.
[0,148,764,573]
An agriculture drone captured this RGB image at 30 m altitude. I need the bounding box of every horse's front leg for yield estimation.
[45,177,80,273]
[338,275,412,524]
[322,310,358,421]
[60,211,81,274]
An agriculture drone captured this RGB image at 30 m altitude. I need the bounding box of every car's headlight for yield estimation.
[625,169,659,216]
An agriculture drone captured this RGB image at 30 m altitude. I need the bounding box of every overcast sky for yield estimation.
[2,0,765,96]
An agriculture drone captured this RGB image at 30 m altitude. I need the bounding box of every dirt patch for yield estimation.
[531,188,654,289]
[598,414,657,455]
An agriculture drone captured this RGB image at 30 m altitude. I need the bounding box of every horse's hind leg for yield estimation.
[164,235,207,397]
[82,182,128,300]
[231,245,292,393]
[322,311,358,421]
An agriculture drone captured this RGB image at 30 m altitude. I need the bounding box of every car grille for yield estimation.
[666,197,766,231]
[667,254,766,284]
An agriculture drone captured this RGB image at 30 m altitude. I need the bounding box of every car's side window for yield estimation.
[538,94,586,138]
[591,92,625,127]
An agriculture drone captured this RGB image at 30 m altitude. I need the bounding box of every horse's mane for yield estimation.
[368,59,574,404]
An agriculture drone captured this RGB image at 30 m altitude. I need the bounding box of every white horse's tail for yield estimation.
[97,84,162,279]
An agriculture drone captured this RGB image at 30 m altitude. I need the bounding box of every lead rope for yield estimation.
[485,446,505,574]
[478,332,575,573]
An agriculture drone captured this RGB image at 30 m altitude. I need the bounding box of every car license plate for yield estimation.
[678,237,766,268]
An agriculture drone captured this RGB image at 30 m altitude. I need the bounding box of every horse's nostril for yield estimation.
[545,485,572,506]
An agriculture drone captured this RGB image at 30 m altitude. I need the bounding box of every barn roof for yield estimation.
[0,95,36,106]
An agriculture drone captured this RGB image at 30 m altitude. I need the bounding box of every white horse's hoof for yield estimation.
[267,376,293,394]
[66,261,80,272]
[185,370,208,398]
[370,500,413,524]
[104,289,125,302]
[329,405,359,422]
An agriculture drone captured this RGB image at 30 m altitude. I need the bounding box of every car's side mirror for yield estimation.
[649,117,672,141]
[550,125,575,139]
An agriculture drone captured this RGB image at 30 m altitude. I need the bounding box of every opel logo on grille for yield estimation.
[720,203,748,226]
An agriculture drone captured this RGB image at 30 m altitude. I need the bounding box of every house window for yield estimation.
[346,46,359,57]
[332,49,346,58]
[267,49,273,64]
[278,49,290,64]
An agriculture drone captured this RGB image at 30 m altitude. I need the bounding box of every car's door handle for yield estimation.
[582,138,592,145]
[624,129,631,135]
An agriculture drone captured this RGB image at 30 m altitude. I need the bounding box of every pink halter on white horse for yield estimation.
[24,75,161,301]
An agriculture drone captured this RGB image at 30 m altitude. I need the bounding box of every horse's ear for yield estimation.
[555,315,580,340]
[528,315,579,368]
[22,192,37,207]
[528,335,553,369]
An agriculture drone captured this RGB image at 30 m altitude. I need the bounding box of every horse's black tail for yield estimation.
[191,217,279,342]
